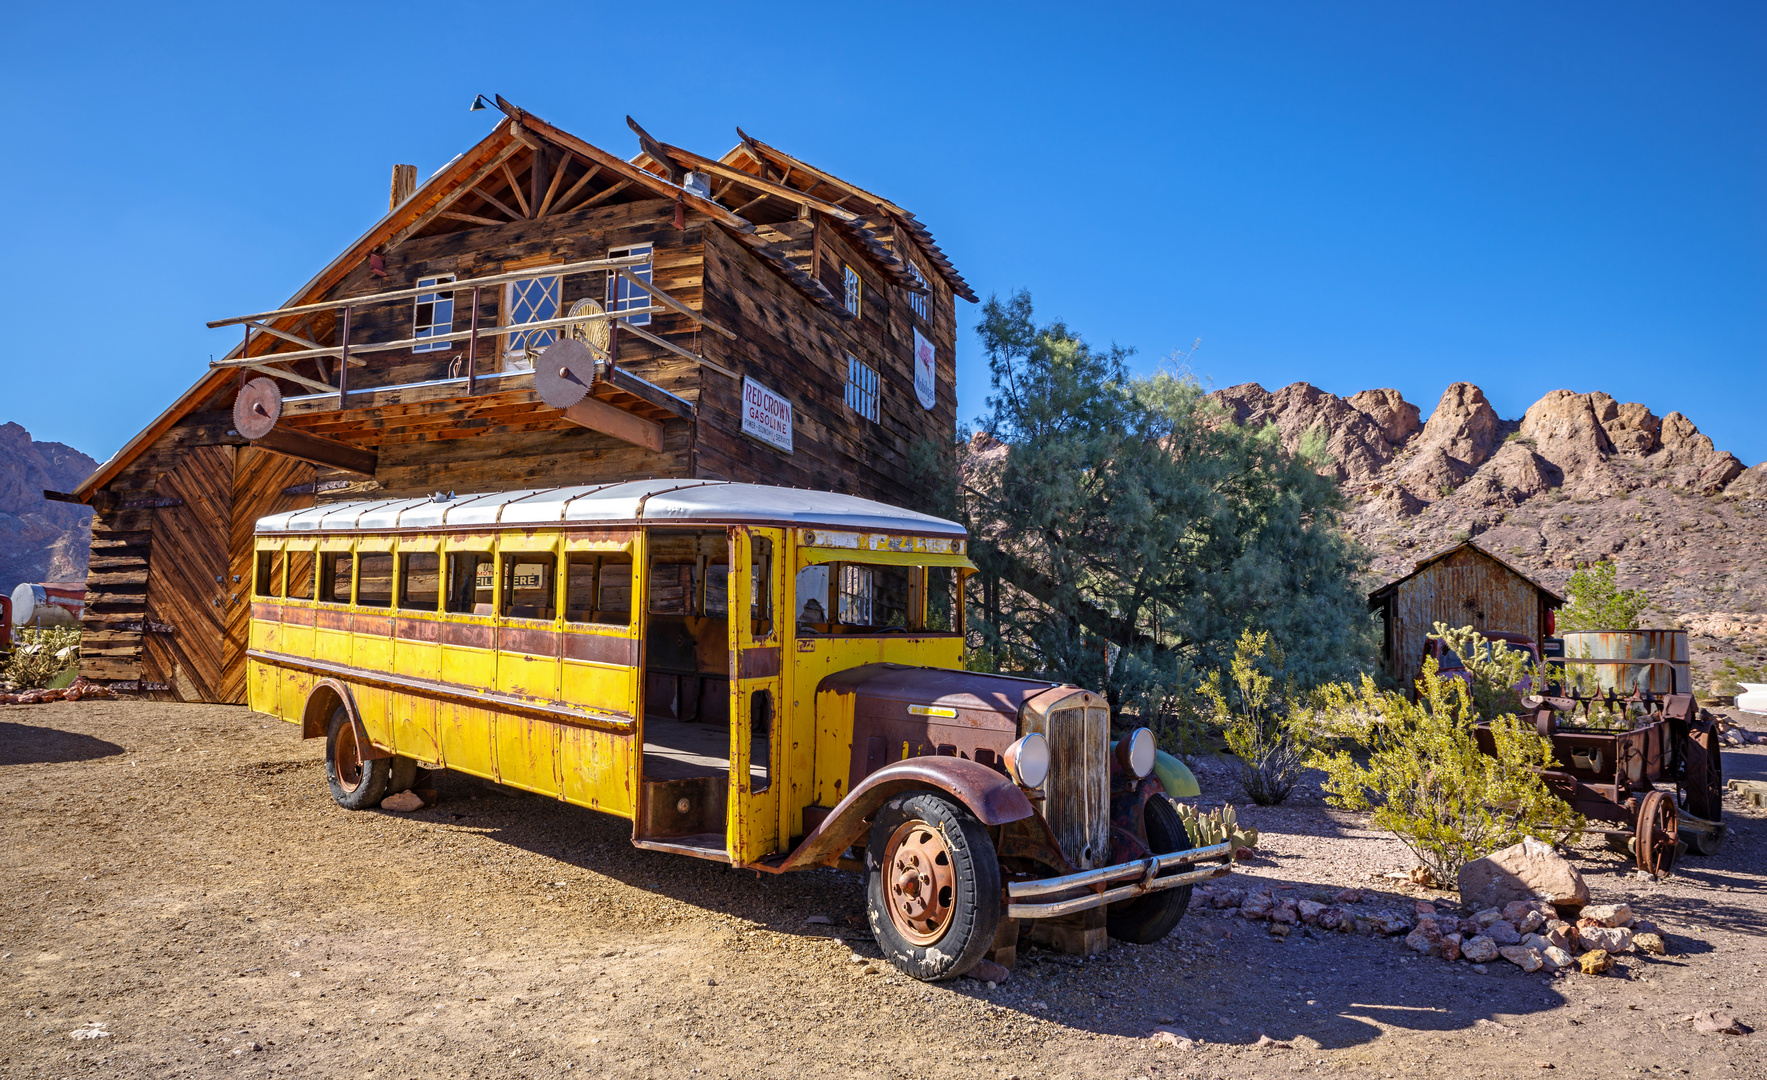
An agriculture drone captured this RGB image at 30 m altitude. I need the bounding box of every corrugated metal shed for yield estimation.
[1367,541,1564,694]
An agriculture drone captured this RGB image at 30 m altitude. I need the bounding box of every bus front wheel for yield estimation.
[325,707,389,810]
[866,792,1001,981]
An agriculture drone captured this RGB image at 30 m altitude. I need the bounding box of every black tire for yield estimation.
[866,792,1001,981]
[388,756,420,794]
[325,707,390,810]
[1107,794,1196,945]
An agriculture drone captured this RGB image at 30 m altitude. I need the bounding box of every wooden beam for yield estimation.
[471,185,524,223]
[439,210,505,227]
[626,116,685,184]
[247,363,333,395]
[500,161,531,218]
[251,426,378,476]
[600,365,696,419]
[732,192,771,217]
[385,138,523,249]
[245,321,324,351]
[580,179,630,208]
[548,163,602,215]
[614,269,737,341]
[560,393,664,453]
[659,142,863,225]
[535,154,569,218]
[212,306,663,369]
[615,320,739,379]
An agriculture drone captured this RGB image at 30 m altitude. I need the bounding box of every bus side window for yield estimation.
[501,553,556,620]
[925,566,959,632]
[357,553,394,608]
[445,552,494,615]
[399,552,440,611]
[255,550,284,598]
[749,537,772,638]
[287,551,314,600]
[319,553,354,605]
[598,556,632,624]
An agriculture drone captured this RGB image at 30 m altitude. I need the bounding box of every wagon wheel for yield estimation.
[1635,790,1678,877]
[1680,718,1725,823]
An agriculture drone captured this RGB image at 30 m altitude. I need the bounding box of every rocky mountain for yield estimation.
[1208,382,1767,690]
[0,423,97,602]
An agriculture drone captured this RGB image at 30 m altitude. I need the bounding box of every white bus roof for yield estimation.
[255,479,967,537]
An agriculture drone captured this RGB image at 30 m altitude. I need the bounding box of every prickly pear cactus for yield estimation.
[1174,801,1260,853]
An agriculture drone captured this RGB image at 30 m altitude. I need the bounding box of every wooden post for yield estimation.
[466,286,481,396]
[336,307,352,410]
[1026,908,1108,957]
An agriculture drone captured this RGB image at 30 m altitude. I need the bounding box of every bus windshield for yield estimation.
[792,561,960,635]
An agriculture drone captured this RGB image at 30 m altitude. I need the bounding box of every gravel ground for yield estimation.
[2,700,1764,1080]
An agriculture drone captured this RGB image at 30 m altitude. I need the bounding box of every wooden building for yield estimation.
[53,98,974,701]
[1367,541,1563,693]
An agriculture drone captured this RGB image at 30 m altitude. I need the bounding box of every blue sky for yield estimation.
[4,2,1762,466]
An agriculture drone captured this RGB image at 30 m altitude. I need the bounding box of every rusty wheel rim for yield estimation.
[883,819,957,946]
[1636,790,1678,876]
[334,721,363,793]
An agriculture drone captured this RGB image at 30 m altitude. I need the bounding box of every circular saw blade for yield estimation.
[534,337,599,409]
[233,376,284,440]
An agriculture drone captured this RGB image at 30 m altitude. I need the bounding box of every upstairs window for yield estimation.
[845,354,879,422]
[413,275,456,353]
[843,264,862,317]
[905,260,929,322]
[504,276,560,368]
[607,244,654,327]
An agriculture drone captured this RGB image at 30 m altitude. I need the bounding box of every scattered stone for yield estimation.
[1581,903,1633,928]
[1500,946,1544,973]
[67,1025,110,1041]
[1439,933,1463,962]
[1333,888,1364,904]
[1633,933,1667,956]
[1501,901,1535,924]
[805,915,833,925]
[1458,837,1589,911]
[1579,927,1634,954]
[1541,921,1573,951]
[1691,1010,1751,1036]
[966,960,1011,984]
[1537,1062,1556,1069]
[1577,950,1614,976]
[1255,1033,1293,1049]
[1517,910,1546,934]
[1462,936,1500,963]
[1541,946,1575,974]
[1415,902,1437,917]
[1148,1027,1195,1049]
[1212,888,1246,910]
[1269,923,1291,939]
[1370,913,1413,936]
[1404,923,1438,954]
[1473,909,1505,928]
[1487,920,1522,946]
[1271,900,1299,925]
[380,790,425,812]
[1297,900,1327,924]
[1471,963,1489,974]
[1240,892,1275,920]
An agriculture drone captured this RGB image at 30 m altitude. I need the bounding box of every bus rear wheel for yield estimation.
[866,792,1000,982]
[325,707,389,810]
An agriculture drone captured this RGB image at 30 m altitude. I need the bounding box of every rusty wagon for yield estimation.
[1475,652,1724,877]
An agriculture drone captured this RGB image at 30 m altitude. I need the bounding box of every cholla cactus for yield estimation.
[1174,801,1259,854]
[4,625,81,690]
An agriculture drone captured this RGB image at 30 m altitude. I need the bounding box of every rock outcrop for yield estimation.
[0,423,96,599]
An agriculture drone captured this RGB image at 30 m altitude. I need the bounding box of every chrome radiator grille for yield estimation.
[1026,702,1112,870]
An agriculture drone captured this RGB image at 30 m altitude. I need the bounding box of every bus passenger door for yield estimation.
[727,526,784,863]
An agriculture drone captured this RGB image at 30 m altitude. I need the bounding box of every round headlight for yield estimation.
[1003,733,1050,789]
[1117,727,1156,779]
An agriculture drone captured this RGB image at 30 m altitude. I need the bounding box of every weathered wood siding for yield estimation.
[1385,547,1543,689]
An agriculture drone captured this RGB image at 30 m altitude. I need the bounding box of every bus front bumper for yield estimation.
[1004,840,1235,919]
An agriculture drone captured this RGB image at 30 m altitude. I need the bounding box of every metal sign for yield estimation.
[913,328,936,411]
[742,378,793,453]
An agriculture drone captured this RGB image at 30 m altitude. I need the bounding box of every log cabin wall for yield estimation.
[694,218,958,509]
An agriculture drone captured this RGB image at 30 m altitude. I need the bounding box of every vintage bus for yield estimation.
[248,480,1228,979]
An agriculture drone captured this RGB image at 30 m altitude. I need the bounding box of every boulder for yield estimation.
[1499,946,1544,973]
[1633,933,1666,956]
[1271,900,1299,926]
[1691,1010,1751,1036]
[1415,902,1438,918]
[1461,936,1500,964]
[1404,923,1439,955]
[1658,411,1746,494]
[1348,388,1423,446]
[1577,950,1614,975]
[380,790,425,812]
[1517,910,1546,935]
[1212,888,1246,910]
[1240,892,1275,920]
[1473,908,1506,928]
[1541,945,1575,974]
[1297,900,1327,925]
[1542,920,1574,951]
[1591,394,1661,455]
[1578,927,1633,954]
[1314,906,1344,931]
[1724,463,1767,501]
[1457,837,1589,911]
[1580,903,1632,928]
[1418,383,1503,470]
[1486,921,1522,947]
[1333,888,1364,904]
[1439,933,1463,962]
[1369,913,1414,936]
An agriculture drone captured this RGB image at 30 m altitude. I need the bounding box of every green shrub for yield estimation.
[5,625,81,690]
[1203,629,1313,806]
[1559,560,1649,632]
[1428,622,1543,722]
[1310,660,1582,883]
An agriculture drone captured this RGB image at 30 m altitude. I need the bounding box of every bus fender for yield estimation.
[299,678,392,761]
[774,757,1032,873]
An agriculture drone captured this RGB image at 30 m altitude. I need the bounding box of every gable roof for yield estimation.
[1367,540,1565,606]
[69,100,973,504]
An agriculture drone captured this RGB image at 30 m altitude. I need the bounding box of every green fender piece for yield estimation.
[1152,749,1200,799]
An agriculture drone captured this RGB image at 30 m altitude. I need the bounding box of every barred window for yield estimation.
[608,244,654,327]
[843,264,862,317]
[838,564,874,625]
[413,275,455,353]
[905,260,929,322]
[845,354,879,422]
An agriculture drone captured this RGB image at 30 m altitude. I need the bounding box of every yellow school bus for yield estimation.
[249,480,1228,979]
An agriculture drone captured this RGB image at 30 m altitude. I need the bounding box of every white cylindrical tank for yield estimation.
[1737,683,1767,715]
[1560,629,1690,696]
[10,582,84,628]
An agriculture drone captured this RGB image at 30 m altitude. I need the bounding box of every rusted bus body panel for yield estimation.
[1369,543,1562,696]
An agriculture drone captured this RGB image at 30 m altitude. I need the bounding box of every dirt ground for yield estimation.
[2,701,1764,1080]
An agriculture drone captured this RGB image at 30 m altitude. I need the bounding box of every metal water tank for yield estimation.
[1560,629,1690,696]
[10,582,85,628]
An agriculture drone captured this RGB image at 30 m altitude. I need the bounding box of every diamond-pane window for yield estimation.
[504,276,560,364]
[413,275,455,353]
[845,354,879,422]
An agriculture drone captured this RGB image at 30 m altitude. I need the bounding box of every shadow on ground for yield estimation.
[0,719,125,766]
